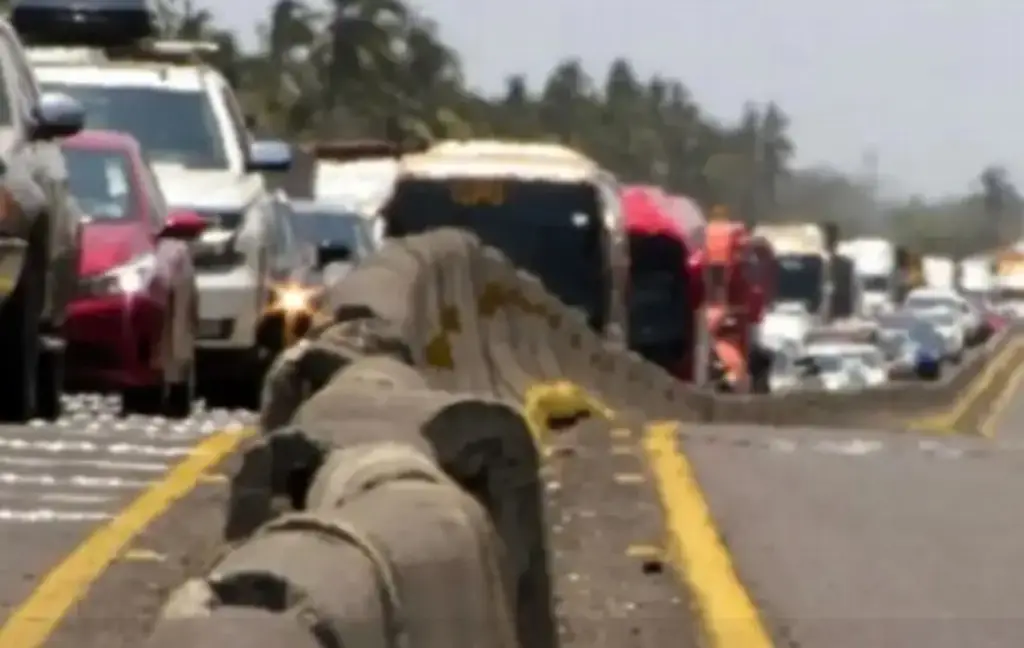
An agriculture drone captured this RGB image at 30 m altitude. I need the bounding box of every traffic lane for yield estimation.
[0,395,252,628]
[685,423,1024,648]
[40,452,242,648]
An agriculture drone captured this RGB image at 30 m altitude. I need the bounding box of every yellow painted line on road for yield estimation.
[0,428,252,648]
[911,339,1024,433]
[979,356,1024,438]
[644,421,773,648]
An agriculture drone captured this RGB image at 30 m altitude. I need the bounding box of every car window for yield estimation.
[62,146,134,221]
[219,85,250,160]
[292,210,366,254]
[137,154,168,229]
[41,82,228,170]
[0,29,21,126]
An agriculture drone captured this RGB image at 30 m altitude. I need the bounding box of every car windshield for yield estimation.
[906,295,955,311]
[923,312,957,327]
[906,320,943,347]
[383,177,608,331]
[62,146,134,221]
[776,254,824,314]
[848,350,881,366]
[42,83,228,170]
[291,209,367,254]
[862,275,889,291]
[810,354,843,373]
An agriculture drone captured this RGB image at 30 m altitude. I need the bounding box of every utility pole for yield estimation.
[861,147,881,236]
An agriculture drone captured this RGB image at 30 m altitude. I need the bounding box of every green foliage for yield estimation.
[150,0,1021,257]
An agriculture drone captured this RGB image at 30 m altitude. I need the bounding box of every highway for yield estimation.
[0,397,252,648]
[676,367,1024,648]
[3,362,1024,647]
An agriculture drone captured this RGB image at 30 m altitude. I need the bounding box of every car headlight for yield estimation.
[269,283,320,315]
[79,253,157,298]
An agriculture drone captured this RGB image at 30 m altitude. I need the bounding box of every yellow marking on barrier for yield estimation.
[910,339,1024,433]
[979,355,1024,438]
[120,548,166,562]
[0,429,252,648]
[613,472,645,485]
[644,421,773,648]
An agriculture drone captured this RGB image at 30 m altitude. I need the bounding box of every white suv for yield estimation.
[29,42,295,407]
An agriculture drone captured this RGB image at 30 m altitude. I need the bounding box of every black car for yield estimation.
[288,200,376,282]
[0,18,86,421]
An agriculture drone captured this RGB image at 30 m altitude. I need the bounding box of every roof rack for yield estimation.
[24,39,219,67]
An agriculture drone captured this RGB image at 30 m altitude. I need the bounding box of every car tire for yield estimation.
[0,250,41,423]
[163,364,195,420]
[35,345,63,421]
[121,384,164,417]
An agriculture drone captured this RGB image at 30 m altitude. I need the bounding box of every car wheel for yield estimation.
[163,363,195,419]
[121,384,164,416]
[0,257,41,423]
[35,345,63,421]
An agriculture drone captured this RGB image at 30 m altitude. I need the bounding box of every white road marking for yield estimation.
[0,509,112,523]
[0,393,255,524]
[0,455,170,473]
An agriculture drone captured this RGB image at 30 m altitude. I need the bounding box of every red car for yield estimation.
[62,130,207,417]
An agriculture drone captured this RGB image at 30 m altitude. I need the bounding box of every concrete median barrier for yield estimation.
[150,228,1017,648]
[144,607,325,648]
[153,444,519,648]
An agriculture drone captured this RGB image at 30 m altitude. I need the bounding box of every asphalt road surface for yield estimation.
[684,382,1024,648]
[0,394,253,638]
[8,380,1024,648]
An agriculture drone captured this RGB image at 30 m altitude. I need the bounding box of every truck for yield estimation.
[622,185,705,383]
[751,222,841,324]
[836,238,897,314]
[922,256,956,290]
[958,255,994,297]
[994,249,1024,316]
[703,219,775,392]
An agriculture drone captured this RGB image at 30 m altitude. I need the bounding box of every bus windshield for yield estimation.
[383,177,609,330]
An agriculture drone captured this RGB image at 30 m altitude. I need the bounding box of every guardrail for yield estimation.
[142,229,1017,647]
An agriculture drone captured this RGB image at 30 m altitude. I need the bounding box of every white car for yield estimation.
[913,309,965,361]
[758,302,814,352]
[803,341,888,391]
[30,42,297,406]
[904,287,983,343]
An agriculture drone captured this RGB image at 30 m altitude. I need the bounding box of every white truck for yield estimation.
[753,223,844,323]
[922,256,956,290]
[837,238,897,314]
[958,255,994,296]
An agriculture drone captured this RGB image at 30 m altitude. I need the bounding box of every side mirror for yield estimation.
[160,209,206,240]
[31,92,85,140]
[247,139,292,172]
[316,242,352,268]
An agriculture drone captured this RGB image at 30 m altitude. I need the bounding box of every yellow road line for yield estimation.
[644,421,773,648]
[979,355,1024,438]
[526,380,769,646]
[0,429,252,648]
[911,339,1024,433]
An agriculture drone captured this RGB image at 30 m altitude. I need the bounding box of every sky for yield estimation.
[200,0,1024,199]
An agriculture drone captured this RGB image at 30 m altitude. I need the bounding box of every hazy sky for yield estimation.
[201,0,1022,198]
